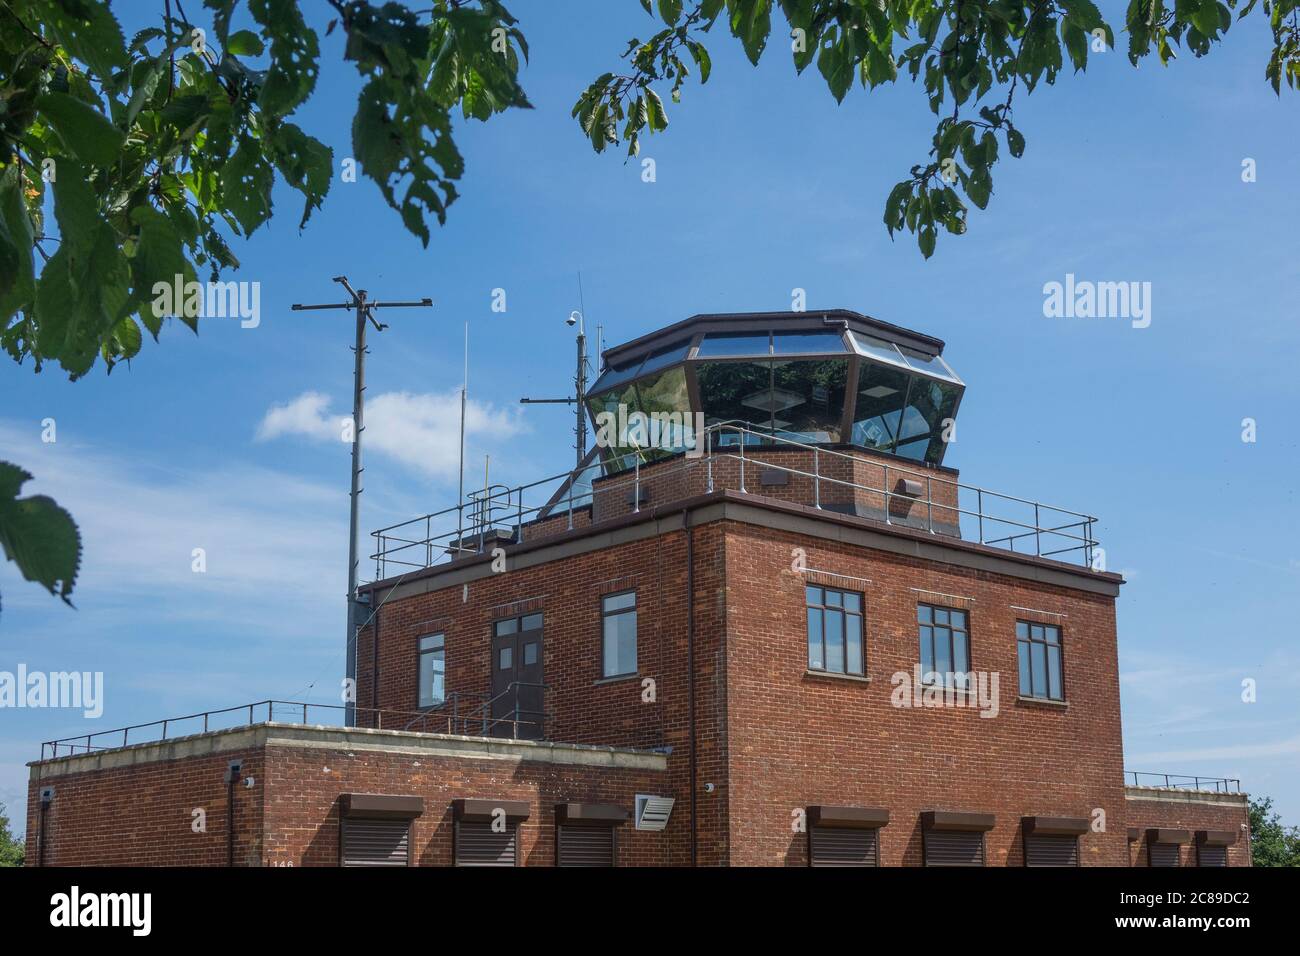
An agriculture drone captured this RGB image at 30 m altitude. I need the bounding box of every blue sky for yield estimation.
[1,2,1297,829]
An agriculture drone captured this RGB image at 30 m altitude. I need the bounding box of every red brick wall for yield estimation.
[359,521,732,863]
[262,744,668,866]
[26,747,264,866]
[1126,792,1251,866]
[718,522,1129,866]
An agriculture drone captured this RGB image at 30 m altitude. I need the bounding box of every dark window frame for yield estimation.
[600,590,638,678]
[1016,619,1065,701]
[917,603,971,687]
[415,632,446,711]
[805,585,866,676]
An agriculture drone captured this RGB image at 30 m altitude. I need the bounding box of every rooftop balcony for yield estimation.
[370,422,1103,582]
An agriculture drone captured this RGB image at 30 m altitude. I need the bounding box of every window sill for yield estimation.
[593,673,640,686]
[804,669,872,684]
[1016,695,1068,709]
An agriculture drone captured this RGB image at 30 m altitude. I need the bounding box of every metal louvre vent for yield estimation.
[341,818,410,867]
[635,794,675,832]
[1197,845,1228,867]
[455,820,518,867]
[810,826,878,867]
[924,829,985,867]
[1025,833,1079,867]
[1149,843,1181,867]
[557,825,615,867]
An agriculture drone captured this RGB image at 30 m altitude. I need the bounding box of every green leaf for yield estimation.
[0,166,36,319]
[35,92,126,167]
[129,205,197,336]
[268,122,333,228]
[27,0,129,79]
[222,137,275,235]
[249,0,320,116]
[658,0,683,24]
[0,461,80,606]
[225,29,265,56]
[645,88,669,131]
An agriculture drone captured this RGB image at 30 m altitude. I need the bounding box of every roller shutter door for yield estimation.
[557,825,615,867]
[1149,843,1181,867]
[1197,845,1227,867]
[1025,833,1079,867]
[341,818,410,867]
[455,820,518,867]
[810,826,878,866]
[924,829,985,867]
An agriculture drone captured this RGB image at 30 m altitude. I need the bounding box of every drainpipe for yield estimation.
[37,786,52,866]
[684,507,697,866]
[225,760,242,867]
[371,593,381,717]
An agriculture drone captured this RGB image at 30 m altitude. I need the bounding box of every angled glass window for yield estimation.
[848,331,909,368]
[851,361,910,451]
[634,364,692,458]
[772,359,849,442]
[695,360,775,438]
[900,346,961,383]
[636,339,691,378]
[589,356,643,394]
[694,331,772,357]
[586,380,646,470]
[772,330,846,354]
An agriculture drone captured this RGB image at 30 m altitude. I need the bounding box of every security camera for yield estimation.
[703,782,716,794]
[567,310,581,327]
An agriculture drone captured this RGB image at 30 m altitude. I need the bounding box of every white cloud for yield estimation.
[257,389,526,480]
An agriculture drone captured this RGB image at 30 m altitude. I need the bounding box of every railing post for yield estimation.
[302,703,308,724]
[706,427,714,492]
[926,476,933,533]
[123,729,128,747]
[567,477,574,531]
[634,457,641,513]
[1035,502,1041,556]
[162,720,168,740]
[426,516,432,567]
[738,437,746,493]
[883,464,890,524]
[517,488,525,542]
[249,704,254,726]
[814,448,821,509]
[977,489,984,544]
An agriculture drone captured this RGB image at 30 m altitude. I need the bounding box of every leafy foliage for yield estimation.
[1250,796,1300,866]
[0,461,80,609]
[0,0,529,608]
[577,0,1298,258]
[0,803,24,866]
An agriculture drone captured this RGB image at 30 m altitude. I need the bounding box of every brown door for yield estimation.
[491,613,544,739]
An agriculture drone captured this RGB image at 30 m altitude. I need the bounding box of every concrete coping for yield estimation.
[29,721,670,780]
[1124,785,1248,808]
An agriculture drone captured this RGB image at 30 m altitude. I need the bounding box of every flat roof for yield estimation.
[602,310,947,369]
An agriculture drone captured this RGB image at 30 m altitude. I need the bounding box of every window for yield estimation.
[417,634,445,708]
[806,586,864,676]
[918,604,969,687]
[1017,621,1063,700]
[601,592,637,677]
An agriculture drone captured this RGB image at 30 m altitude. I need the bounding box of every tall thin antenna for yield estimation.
[291,277,433,727]
[458,322,468,549]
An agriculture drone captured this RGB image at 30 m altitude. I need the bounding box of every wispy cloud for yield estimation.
[256,389,526,481]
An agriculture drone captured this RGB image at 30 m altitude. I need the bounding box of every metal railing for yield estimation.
[1126,771,1243,793]
[404,681,551,740]
[371,421,1102,578]
[38,694,551,761]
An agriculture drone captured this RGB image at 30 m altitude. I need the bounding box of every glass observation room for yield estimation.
[584,311,964,472]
